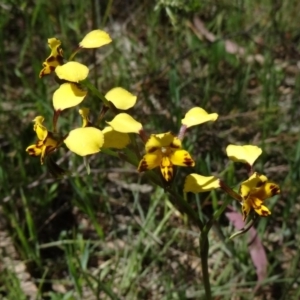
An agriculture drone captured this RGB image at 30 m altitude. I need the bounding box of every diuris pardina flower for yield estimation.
[39,30,112,112]
[79,108,130,149]
[26,116,60,164]
[138,132,195,182]
[137,107,218,182]
[39,38,64,78]
[227,144,280,220]
[184,144,280,221]
[239,172,280,221]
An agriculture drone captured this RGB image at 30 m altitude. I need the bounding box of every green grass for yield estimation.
[1,0,300,299]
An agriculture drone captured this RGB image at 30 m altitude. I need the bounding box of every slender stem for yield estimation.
[81,78,110,106]
[198,195,233,300]
[200,232,211,300]
[52,110,61,132]
[101,0,114,27]
[168,189,203,231]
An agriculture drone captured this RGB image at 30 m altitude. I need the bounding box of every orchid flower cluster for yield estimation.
[26,29,280,233]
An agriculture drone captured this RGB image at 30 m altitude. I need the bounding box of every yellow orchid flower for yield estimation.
[138,132,195,182]
[39,38,64,78]
[26,116,60,164]
[239,172,280,221]
[78,108,130,149]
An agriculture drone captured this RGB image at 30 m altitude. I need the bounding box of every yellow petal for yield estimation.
[33,116,48,141]
[106,113,142,133]
[64,127,104,156]
[184,174,220,193]
[252,200,271,217]
[105,87,137,110]
[55,62,89,82]
[79,29,112,48]
[170,149,195,167]
[145,132,181,152]
[39,38,64,78]
[26,144,43,156]
[138,150,162,172]
[160,156,173,181]
[48,38,62,55]
[102,126,130,149]
[145,135,162,152]
[79,108,91,127]
[251,182,280,200]
[226,144,262,166]
[181,107,218,128]
[242,201,251,221]
[239,172,262,200]
[53,83,87,111]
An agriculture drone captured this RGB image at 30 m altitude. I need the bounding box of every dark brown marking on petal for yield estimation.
[170,142,180,149]
[183,156,194,166]
[147,147,158,153]
[46,56,56,63]
[27,148,37,156]
[49,66,56,72]
[138,159,148,172]
[260,209,270,216]
[162,166,173,182]
[270,184,280,196]
[256,181,264,188]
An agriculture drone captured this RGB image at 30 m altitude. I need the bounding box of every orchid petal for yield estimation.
[170,149,195,167]
[55,62,89,82]
[106,113,142,133]
[184,174,220,193]
[181,107,218,128]
[102,126,130,149]
[64,127,104,156]
[105,87,137,110]
[79,30,112,49]
[53,83,87,111]
[226,144,262,166]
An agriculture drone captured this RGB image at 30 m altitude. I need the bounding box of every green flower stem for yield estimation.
[168,189,204,231]
[219,180,242,202]
[199,194,233,300]
[229,218,255,240]
[81,78,110,106]
[52,110,61,132]
[101,148,120,158]
[199,232,211,300]
[68,48,81,61]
